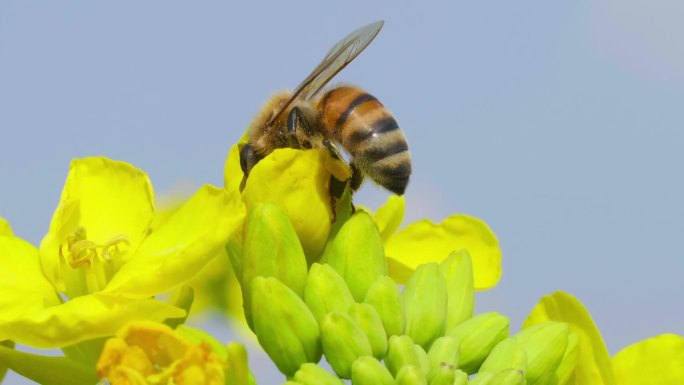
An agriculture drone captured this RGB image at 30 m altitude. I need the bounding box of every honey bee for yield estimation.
[240,20,411,197]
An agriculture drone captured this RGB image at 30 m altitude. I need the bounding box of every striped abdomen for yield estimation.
[318,86,411,195]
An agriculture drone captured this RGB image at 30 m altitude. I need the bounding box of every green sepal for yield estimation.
[403,263,447,349]
[348,303,388,359]
[242,203,309,328]
[225,342,251,385]
[320,311,373,379]
[439,249,475,329]
[293,363,345,385]
[251,276,321,377]
[385,335,420,377]
[445,312,509,374]
[165,285,195,329]
[0,344,98,385]
[514,322,569,384]
[479,337,527,374]
[427,336,459,377]
[350,356,395,385]
[319,212,387,301]
[364,275,405,337]
[556,333,579,385]
[304,263,355,322]
[395,365,428,385]
[428,365,455,385]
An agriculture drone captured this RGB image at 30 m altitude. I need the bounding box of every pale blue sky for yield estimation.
[1,1,683,383]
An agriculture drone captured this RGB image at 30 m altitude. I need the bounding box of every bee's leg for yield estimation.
[288,107,316,148]
[328,176,347,223]
[239,144,263,192]
[322,138,343,160]
[349,161,365,192]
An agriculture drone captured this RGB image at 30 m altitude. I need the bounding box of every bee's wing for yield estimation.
[266,20,384,126]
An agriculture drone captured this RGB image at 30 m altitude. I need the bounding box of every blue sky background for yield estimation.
[1,1,683,383]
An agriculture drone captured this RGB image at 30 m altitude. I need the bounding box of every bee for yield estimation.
[240,20,411,197]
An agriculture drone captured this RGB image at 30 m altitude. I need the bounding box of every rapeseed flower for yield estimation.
[0,157,242,348]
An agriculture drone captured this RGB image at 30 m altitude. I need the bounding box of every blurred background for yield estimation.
[1,1,683,383]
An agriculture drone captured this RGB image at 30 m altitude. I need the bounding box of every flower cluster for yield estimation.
[0,145,681,385]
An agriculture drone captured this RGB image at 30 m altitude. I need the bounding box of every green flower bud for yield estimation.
[293,363,345,385]
[226,342,250,385]
[489,368,526,385]
[395,365,428,385]
[445,312,510,374]
[453,369,468,385]
[386,335,420,377]
[320,311,373,378]
[414,343,430,377]
[351,356,395,385]
[403,263,448,349]
[428,365,455,385]
[348,303,388,359]
[514,322,569,384]
[427,336,459,376]
[555,333,579,385]
[364,276,405,337]
[479,338,527,374]
[320,212,387,301]
[305,263,355,322]
[242,203,309,328]
[439,250,475,330]
[468,372,494,385]
[251,276,321,377]
[283,382,304,385]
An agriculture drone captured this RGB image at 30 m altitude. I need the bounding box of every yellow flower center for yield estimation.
[58,226,131,298]
[60,226,130,269]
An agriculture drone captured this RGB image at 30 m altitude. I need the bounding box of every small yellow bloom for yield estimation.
[371,196,502,289]
[0,157,242,347]
[97,321,225,385]
[224,144,351,261]
[613,333,684,385]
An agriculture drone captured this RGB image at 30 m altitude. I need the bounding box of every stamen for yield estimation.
[60,226,130,269]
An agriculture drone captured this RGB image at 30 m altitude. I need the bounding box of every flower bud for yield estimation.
[251,277,321,377]
[283,382,303,385]
[439,250,475,330]
[320,311,373,378]
[468,372,494,385]
[427,336,459,376]
[479,338,527,374]
[242,203,308,328]
[453,369,468,385]
[414,343,430,377]
[293,363,345,385]
[320,212,387,301]
[555,333,579,385]
[514,322,569,384]
[403,263,447,349]
[351,356,395,385]
[489,369,526,385]
[305,263,355,322]
[395,365,428,385]
[226,342,250,385]
[364,276,405,337]
[445,312,510,374]
[348,303,388,359]
[428,365,455,385]
[385,335,420,377]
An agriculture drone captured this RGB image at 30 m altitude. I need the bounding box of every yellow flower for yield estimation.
[370,195,502,289]
[0,157,242,348]
[97,321,226,385]
[224,144,351,262]
[524,291,684,385]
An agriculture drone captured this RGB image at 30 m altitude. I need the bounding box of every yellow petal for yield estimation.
[241,148,350,260]
[39,157,155,291]
[613,334,684,385]
[383,214,501,289]
[104,185,244,298]
[0,218,12,236]
[0,293,184,348]
[373,195,405,243]
[523,291,616,385]
[0,233,60,322]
